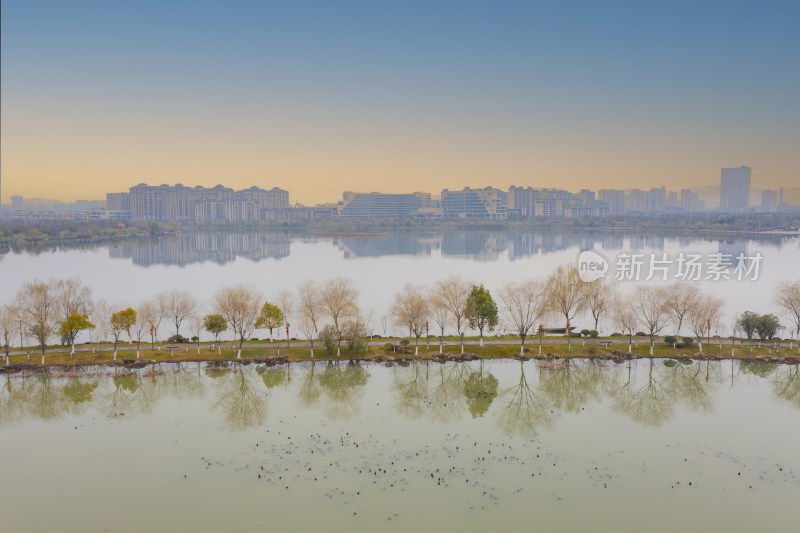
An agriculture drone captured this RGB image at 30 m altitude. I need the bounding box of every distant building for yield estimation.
[11,196,23,211]
[598,189,626,215]
[338,191,432,218]
[680,189,700,212]
[761,190,779,212]
[720,166,751,212]
[646,187,666,212]
[125,183,287,221]
[506,187,608,218]
[106,192,131,220]
[666,191,679,209]
[441,187,507,219]
[627,189,647,212]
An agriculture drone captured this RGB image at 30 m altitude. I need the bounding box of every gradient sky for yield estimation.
[2,0,799,205]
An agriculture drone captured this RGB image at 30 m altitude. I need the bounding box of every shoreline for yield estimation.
[2,350,797,375]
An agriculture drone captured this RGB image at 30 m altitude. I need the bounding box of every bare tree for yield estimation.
[0,305,16,363]
[297,281,323,357]
[583,278,614,332]
[188,315,205,354]
[158,289,198,338]
[91,301,111,355]
[434,275,471,349]
[214,285,264,358]
[612,294,639,353]
[53,278,93,344]
[664,282,697,336]
[276,289,295,348]
[776,280,800,340]
[631,286,671,355]
[430,291,451,353]
[498,280,547,355]
[321,277,359,356]
[133,306,150,358]
[688,293,725,352]
[15,280,57,358]
[545,265,586,349]
[390,284,429,355]
[138,299,163,350]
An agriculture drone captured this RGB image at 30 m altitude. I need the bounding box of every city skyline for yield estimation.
[2,1,800,204]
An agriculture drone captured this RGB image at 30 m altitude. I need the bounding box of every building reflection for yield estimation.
[108,232,291,267]
[89,230,799,266]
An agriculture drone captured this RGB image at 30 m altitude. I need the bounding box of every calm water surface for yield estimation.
[1,230,799,337]
[1,358,799,532]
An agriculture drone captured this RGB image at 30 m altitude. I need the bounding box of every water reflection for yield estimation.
[212,367,266,430]
[496,361,551,438]
[316,361,369,420]
[772,365,800,408]
[2,360,800,430]
[464,360,498,418]
[392,362,430,419]
[20,230,779,266]
[108,232,291,267]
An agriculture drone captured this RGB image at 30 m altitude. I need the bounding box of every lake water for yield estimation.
[1,358,799,532]
[1,230,798,340]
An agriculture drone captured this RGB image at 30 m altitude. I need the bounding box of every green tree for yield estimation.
[465,285,498,346]
[60,313,95,355]
[111,308,137,354]
[755,313,781,340]
[255,302,283,340]
[737,311,759,340]
[203,314,228,344]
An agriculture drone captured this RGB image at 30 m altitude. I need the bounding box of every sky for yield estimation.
[2,0,799,205]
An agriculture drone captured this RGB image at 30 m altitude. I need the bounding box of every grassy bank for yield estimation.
[3,338,798,369]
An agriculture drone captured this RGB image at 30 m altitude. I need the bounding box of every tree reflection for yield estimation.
[0,375,29,427]
[298,362,322,409]
[258,365,288,390]
[425,362,470,423]
[739,361,777,379]
[463,360,498,418]
[318,361,369,420]
[661,360,716,413]
[613,360,673,427]
[772,365,800,408]
[497,361,551,438]
[63,377,99,415]
[157,362,205,400]
[212,366,266,430]
[28,372,63,421]
[104,370,158,417]
[539,359,610,413]
[392,361,429,419]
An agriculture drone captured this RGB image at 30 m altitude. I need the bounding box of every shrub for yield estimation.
[384,343,395,352]
[589,330,599,338]
[682,337,694,345]
[664,336,677,346]
[580,329,591,338]
[343,319,368,355]
[319,325,337,355]
[167,334,189,344]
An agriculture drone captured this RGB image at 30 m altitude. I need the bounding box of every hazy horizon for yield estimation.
[2,1,799,205]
